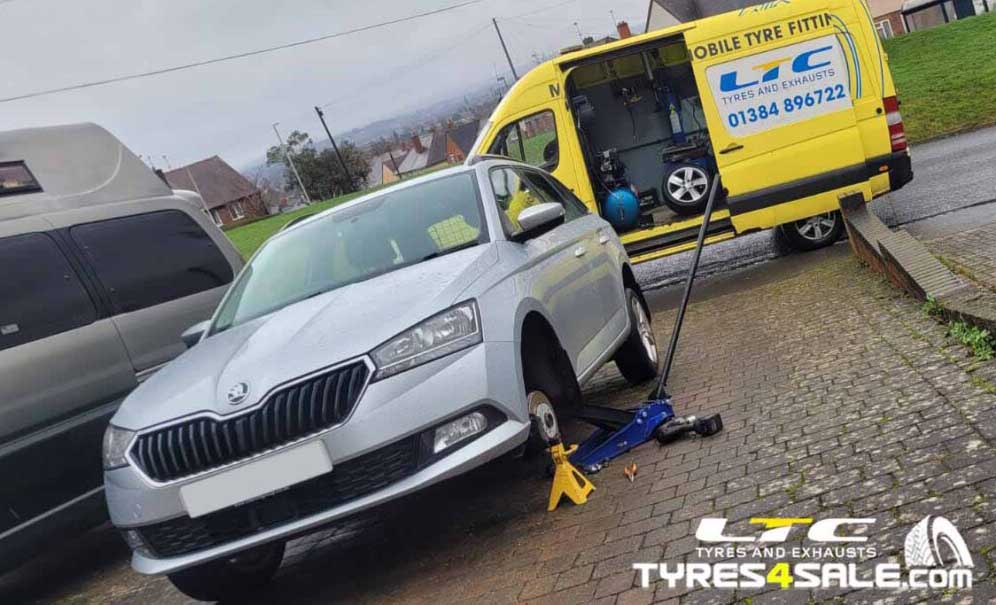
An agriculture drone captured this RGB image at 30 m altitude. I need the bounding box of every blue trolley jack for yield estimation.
[567,178,725,474]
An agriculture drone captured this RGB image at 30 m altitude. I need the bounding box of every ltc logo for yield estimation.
[697,517,874,543]
[719,45,832,93]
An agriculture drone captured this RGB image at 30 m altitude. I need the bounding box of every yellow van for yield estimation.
[472,0,912,263]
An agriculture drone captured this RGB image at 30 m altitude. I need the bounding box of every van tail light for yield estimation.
[883,96,907,152]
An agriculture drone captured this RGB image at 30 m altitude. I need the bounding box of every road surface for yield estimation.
[635,126,996,289]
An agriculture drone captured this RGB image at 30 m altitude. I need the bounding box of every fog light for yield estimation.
[433,412,487,454]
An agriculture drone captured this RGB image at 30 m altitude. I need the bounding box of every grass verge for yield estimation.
[884,12,996,143]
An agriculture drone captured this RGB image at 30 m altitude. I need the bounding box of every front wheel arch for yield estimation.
[519,312,581,413]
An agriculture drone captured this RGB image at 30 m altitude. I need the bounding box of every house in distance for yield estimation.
[164,156,268,227]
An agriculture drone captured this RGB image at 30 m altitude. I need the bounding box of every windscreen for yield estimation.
[212,172,485,333]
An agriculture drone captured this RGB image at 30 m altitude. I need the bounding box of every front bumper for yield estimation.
[105,340,529,576]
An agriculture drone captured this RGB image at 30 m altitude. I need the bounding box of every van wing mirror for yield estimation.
[181,320,211,349]
[513,202,565,242]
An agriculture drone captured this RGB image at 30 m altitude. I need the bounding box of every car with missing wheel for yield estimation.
[103,158,660,601]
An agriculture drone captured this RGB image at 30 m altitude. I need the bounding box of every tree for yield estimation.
[265,130,310,166]
[265,131,370,200]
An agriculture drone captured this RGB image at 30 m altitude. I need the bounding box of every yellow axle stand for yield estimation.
[547,442,595,511]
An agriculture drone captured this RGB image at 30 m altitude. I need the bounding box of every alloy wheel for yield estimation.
[631,296,658,367]
[666,166,709,205]
[794,212,838,242]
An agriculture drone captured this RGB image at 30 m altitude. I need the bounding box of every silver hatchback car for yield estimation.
[104,158,659,601]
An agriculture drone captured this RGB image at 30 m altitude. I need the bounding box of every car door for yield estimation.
[64,208,237,377]
[490,165,605,376]
[0,223,135,549]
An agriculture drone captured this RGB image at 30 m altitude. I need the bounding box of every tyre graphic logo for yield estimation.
[904,516,973,569]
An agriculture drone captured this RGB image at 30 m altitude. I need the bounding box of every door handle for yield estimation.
[719,142,744,154]
[598,231,610,245]
[574,246,587,257]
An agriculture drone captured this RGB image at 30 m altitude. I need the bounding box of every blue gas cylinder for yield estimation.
[603,188,640,231]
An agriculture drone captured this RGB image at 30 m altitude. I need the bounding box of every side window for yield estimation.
[523,171,587,222]
[545,174,591,220]
[490,167,574,236]
[487,110,558,170]
[0,233,97,351]
[70,210,234,314]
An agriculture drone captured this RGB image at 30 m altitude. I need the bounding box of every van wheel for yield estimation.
[779,211,844,251]
[167,541,284,602]
[662,163,711,216]
[614,288,659,385]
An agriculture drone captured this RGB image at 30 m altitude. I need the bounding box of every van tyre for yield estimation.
[779,211,844,251]
[662,163,711,216]
[614,288,659,385]
[167,540,284,602]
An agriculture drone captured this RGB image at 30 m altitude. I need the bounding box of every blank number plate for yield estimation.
[180,441,332,518]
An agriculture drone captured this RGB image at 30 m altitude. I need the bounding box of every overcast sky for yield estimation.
[3,0,647,171]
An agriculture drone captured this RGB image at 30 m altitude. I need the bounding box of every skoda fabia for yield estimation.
[103,158,659,601]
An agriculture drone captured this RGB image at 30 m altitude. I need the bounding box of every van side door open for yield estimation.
[686,4,873,233]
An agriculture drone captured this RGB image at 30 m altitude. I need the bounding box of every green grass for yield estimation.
[884,12,996,143]
[947,320,996,361]
[226,189,373,258]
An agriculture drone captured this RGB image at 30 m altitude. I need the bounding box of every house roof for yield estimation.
[447,120,481,157]
[164,155,258,210]
[427,132,448,166]
[397,133,448,174]
[649,0,700,23]
[367,156,385,186]
[649,0,776,22]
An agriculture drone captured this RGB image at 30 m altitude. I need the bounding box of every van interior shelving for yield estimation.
[565,36,722,235]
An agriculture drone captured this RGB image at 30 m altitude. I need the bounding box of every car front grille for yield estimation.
[131,360,370,482]
[135,435,421,558]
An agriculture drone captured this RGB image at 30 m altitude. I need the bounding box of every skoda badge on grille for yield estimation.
[226,382,250,405]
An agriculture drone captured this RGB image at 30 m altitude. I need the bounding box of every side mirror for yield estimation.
[181,320,211,349]
[513,202,565,243]
[540,141,558,170]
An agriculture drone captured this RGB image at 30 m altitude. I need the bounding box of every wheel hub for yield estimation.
[527,391,560,444]
[795,212,837,241]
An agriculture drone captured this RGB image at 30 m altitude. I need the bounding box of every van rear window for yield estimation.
[0,161,42,197]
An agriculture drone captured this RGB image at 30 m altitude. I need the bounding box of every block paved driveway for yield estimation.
[5,244,996,604]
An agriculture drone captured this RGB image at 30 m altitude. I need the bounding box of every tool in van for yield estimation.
[564,177,725,475]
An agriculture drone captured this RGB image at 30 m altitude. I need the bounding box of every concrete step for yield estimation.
[841,200,996,334]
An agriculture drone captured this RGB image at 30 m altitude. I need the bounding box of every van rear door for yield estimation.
[686,2,876,233]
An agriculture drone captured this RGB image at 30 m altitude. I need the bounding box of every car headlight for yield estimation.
[371,301,482,380]
[102,425,136,470]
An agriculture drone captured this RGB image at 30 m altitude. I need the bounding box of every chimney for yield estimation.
[616,20,632,39]
[411,134,425,154]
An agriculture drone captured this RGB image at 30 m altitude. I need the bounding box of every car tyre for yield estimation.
[661,163,711,216]
[778,211,844,251]
[614,288,659,385]
[167,540,285,602]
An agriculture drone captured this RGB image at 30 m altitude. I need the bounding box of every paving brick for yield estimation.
[40,242,996,605]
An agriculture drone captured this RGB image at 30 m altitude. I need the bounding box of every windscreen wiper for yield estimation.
[418,240,481,262]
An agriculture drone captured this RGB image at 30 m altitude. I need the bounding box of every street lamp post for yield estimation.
[272,122,311,204]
